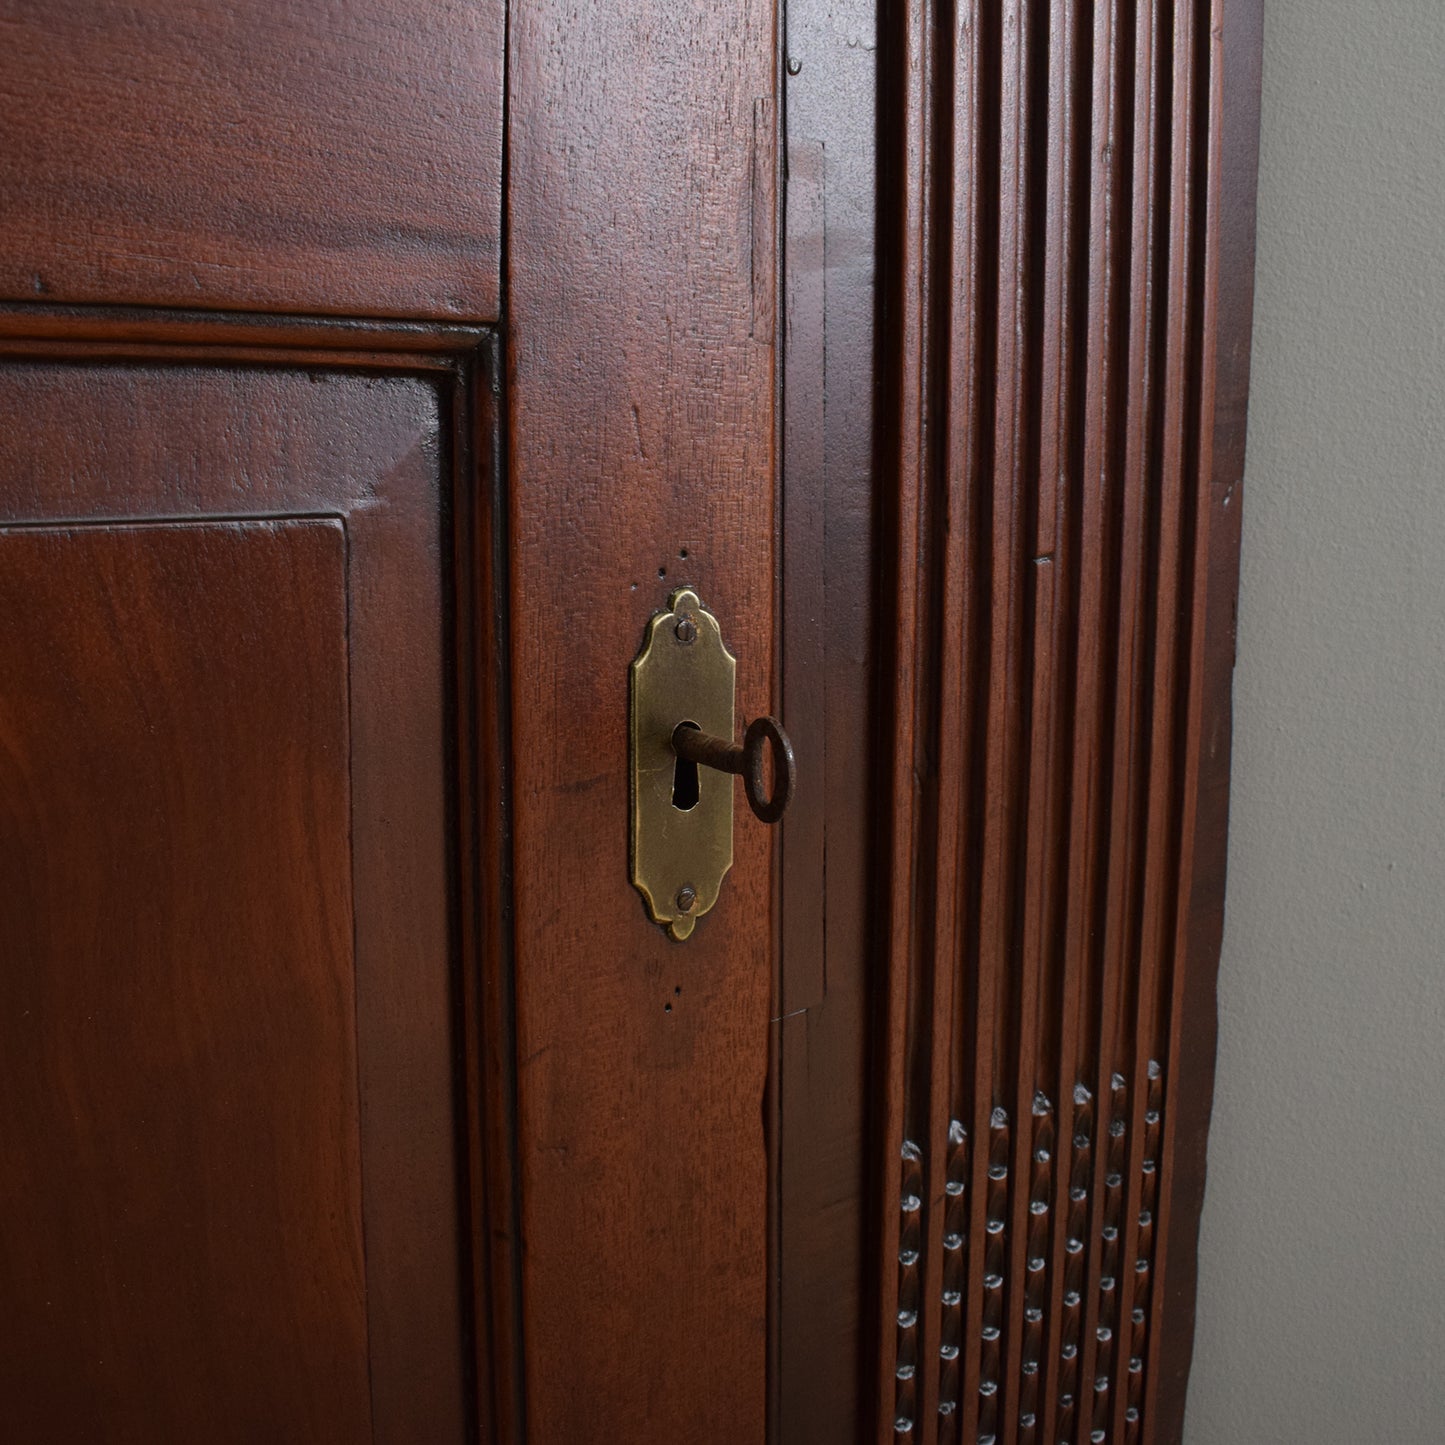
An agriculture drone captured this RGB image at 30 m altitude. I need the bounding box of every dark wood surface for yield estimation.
[0,357,477,1442]
[0,3,1262,1439]
[868,3,1262,1443]
[1,0,786,1432]
[0,0,503,319]
[1146,2,1263,1437]
[504,0,779,1437]
[0,519,368,1443]
[776,2,882,1438]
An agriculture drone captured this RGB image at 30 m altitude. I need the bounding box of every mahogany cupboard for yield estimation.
[0,2,1260,1442]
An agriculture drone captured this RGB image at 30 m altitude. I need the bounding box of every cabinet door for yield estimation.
[0,0,781,1441]
[1,0,505,1427]
[1,2,1267,1440]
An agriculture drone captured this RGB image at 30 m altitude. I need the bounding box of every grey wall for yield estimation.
[1185,3,1445,1441]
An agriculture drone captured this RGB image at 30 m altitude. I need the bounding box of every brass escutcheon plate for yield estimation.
[629,588,735,940]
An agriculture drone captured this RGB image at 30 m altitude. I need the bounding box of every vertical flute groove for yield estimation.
[953,2,1002,1440]
[994,0,1038,1433]
[1143,0,1226,1430]
[1115,0,1197,1432]
[1038,2,1093,1438]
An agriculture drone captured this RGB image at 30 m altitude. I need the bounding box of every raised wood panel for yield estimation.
[0,355,486,1442]
[0,520,367,1443]
[0,1,503,319]
[873,3,1262,1443]
[505,0,778,1438]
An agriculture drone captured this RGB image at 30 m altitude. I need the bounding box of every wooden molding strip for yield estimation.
[0,301,488,360]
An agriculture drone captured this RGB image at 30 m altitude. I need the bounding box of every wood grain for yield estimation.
[871,3,1263,1442]
[0,519,370,1443]
[1145,3,1263,1437]
[505,0,778,1437]
[0,0,502,319]
[775,1,882,1437]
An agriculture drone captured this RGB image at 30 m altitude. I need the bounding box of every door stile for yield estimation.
[504,0,780,1437]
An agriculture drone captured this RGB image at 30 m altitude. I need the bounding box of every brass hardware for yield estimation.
[629,588,795,940]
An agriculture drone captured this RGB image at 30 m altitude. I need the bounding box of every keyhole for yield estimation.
[672,721,701,811]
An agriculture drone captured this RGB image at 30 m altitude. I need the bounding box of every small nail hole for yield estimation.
[664,1002,673,1013]
[679,547,689,558]
[658,566,667,578]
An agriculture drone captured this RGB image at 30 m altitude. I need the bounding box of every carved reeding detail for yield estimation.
[977,1107,1011,1444]
[1125,1063,1166,1442]
[891,1072,1165,1445]
[1018,1092,1055,1443]
[873,0,1254,1437]
[937,1120,969,1438]
[1087,1075,1131,1442]
[1057,1084,1094,1443]
[894,1139,925,1438]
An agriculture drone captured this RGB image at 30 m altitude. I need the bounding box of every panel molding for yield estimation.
[0,313,523,1443]
[0,302,488,367]
[871,4,1262,1443]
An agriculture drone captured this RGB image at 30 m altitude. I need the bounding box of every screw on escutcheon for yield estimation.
[675,885,698,914]
[675,615,697,644]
